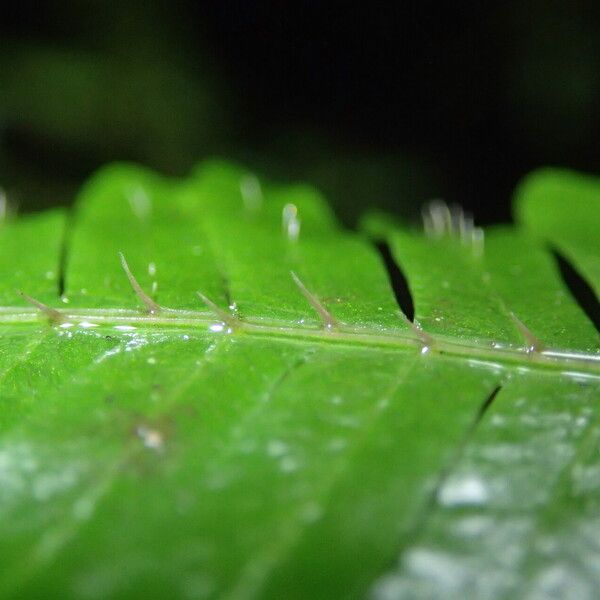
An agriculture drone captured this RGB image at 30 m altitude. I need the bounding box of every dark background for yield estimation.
[1,1,599,225]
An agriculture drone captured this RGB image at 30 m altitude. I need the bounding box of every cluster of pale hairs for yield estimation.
[422,200,484,255]
[240,174,301,243]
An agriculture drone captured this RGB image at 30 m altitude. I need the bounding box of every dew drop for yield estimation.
[438,475,489,507]
[135,425,164,452]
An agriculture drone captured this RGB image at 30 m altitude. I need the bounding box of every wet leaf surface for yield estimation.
[0,163,598,599]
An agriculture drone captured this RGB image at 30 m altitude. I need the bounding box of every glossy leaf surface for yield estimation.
[0,163,598,599]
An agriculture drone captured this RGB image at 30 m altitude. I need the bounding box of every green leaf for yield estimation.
[0,163,598,599]
[515,168,600,296]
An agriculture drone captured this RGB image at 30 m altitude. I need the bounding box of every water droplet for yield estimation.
[438,475,489,507]
[135,425,164,452]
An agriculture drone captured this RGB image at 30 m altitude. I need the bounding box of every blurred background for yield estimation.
[1,1,598,225]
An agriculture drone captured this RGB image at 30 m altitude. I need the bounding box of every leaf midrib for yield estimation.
[0,305,598,377]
